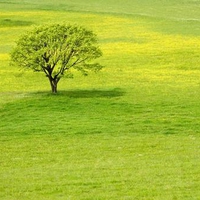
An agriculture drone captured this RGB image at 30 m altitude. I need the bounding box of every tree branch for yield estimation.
[70,57,89,68]
[53,49,75,78]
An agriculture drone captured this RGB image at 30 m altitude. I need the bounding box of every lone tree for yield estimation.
[11,24,103,93]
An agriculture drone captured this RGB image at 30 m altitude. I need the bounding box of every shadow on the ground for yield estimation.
[54,88,125,98]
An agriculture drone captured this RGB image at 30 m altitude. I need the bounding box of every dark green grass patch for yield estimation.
[0,18,33,27]
[1,86,200,137]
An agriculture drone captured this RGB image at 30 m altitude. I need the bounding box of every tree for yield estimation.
[11,24,103,93]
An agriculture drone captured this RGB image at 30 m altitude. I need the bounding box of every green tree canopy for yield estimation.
[11,24,103,93]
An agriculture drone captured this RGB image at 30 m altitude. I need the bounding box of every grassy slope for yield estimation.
[0,0,200,199]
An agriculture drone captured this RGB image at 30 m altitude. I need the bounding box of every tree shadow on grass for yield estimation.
[48,88,125,98]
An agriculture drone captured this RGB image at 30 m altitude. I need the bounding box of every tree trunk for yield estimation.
[48,77,58,93]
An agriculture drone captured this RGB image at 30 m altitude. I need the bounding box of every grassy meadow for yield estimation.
[0,0,200,199]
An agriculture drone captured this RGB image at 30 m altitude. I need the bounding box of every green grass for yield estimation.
[1,133,199,199]
[1,90,200,199]
[0,0,200,199]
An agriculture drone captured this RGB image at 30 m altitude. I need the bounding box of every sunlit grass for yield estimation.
[1,9,199,93]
